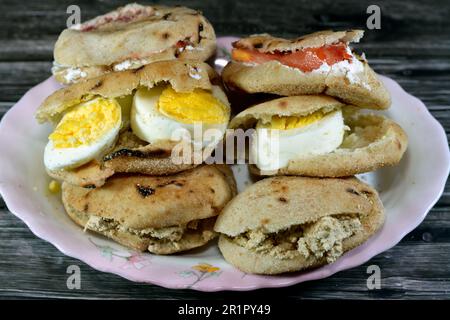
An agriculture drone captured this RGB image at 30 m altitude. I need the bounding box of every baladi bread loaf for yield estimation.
[52,4,216,84]
[228,95,407,177]
[63,165,237,254]
[37,60,230,187]
[215,176,384,274]
[222,30,390,110]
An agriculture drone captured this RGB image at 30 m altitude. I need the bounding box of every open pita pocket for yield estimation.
[222,30,390,110]
[215,176,384,274]
[52,4,216,84]
[63,165,237,254]
[46,131,196,188]
[229,95,407,177]
[38,60,231,186]
[38,60,219,123]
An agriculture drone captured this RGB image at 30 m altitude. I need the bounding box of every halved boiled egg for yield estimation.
[251,109,346,171]
[44,97,121,171]
[131,85,229,147]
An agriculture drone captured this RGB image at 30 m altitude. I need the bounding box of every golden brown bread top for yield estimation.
[233,30,364,53]
[54,4,216,67]
[62,165,237,230]
[214,176,383,236]
[228,95,346,129]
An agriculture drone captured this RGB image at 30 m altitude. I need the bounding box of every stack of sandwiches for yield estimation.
[36,4,408,275]
[38,4,236,254]
[216,30,407,274]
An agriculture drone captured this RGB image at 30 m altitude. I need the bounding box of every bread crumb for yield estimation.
[297,216,362,263]
[232,215,362,262]
[48,180,61,193]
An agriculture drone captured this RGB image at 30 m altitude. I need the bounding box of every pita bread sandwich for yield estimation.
[222,30,390,110]
[37,60,231,187]
[215,176,384,274]
[52,4,216,84]
[63,165,237,254]
[228,95,407,177]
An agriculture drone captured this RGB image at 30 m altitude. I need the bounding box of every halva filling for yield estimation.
[84,215,210,245]
[232,216,362,263]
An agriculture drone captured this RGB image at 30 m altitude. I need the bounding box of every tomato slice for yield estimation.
[279,50,324,72]
[231,48,280,64]
[232,43,353,73]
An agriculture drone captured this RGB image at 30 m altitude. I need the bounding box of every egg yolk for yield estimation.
[48,180,61,193]
[256,110,326,130]
[49,97,121,149]
[158,87,228,124]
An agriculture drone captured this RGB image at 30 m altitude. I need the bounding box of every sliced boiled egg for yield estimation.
[44,97,121,171]
[131,85,229,147]
[251,109,346,171]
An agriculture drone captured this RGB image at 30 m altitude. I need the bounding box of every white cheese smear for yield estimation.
[63,67,87,83]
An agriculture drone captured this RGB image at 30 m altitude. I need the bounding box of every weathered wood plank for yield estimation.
[0,0,449,40]
[0,202,449,299]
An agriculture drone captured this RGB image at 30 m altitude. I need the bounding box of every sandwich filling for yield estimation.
[231,42,369,88]
[84,215,216,253]
[229,215,362,263]
[232,42,352,73]
[51,63,90,83]
[43,84,228,172]
[52,40,200,83]
[130,85,229,148]
[53,4,209,83]
[250,108,348,171]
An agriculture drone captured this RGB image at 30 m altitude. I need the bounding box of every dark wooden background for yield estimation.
[0,0,449,299]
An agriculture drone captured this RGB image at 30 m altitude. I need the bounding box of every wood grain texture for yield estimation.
[0,0,449,299]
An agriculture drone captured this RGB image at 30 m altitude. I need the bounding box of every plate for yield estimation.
[0,37,449,291]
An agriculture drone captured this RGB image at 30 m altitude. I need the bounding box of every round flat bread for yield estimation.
[232,30,363,53]
[222,30,390,110]
[215,176,384,274]
[63,165,237,254]
[46,131,197,188]
[38,61,230,184]
[53,4,216,83]
[37,60,219,124]
[229,96,408,177]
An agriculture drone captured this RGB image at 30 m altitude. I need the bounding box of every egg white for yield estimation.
[130,86,228,148]
[251,110,346,171]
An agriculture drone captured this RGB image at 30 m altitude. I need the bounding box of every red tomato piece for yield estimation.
[232,43,353,72]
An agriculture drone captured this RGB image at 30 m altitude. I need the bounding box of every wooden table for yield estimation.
[1,0,449,299]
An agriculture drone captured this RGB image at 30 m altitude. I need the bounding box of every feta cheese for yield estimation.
[113,59,133,71]
[64,67,87,83]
